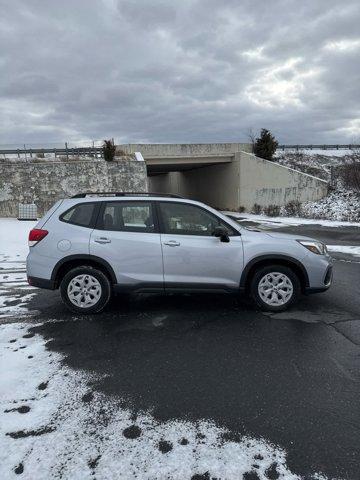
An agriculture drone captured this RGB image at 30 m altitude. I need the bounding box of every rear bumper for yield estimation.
[27,276,56,290]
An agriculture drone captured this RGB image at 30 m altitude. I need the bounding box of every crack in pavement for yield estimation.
[332,318,360,324]
[265,309,360,348]
[328,323,360,348]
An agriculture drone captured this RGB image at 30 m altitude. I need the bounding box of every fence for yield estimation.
[0,144,103,159]
[278,144,360,151]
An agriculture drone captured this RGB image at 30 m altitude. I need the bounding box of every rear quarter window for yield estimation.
[60,203,97,228]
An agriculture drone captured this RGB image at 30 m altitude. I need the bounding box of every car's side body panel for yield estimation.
[240,229,333,290]
[160,233,243,288]
[240,254,310,288]
[26,225,93,281]
[90,230,164,286]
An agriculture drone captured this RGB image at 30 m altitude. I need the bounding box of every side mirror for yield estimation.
[213,226,230,243]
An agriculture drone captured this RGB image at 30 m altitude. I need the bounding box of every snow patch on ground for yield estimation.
[0,291,37,319]
[0,219,36,264]
[223,211,360,228]
[327,245,360,256]
[0,219,38,318]
[0,272,27,283]
[0,322,328,480]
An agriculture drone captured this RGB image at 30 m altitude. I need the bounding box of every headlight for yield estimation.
[297,240,327,255]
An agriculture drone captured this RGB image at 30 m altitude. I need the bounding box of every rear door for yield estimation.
[90,201,163,288]
[158,201,243,289]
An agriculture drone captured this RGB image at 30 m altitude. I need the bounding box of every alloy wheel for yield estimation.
[258,272,294,306]
[67,274,102,308]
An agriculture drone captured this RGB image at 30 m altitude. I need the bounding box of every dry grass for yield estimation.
[338,160,360,192]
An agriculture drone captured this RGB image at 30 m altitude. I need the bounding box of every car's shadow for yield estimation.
[29,289,360,480]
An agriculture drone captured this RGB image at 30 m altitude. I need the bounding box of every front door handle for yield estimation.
[94,237,111,244]
[163,240,180,247]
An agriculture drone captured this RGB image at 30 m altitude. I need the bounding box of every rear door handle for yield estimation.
[94,237,111,244]
[163,240,180,247]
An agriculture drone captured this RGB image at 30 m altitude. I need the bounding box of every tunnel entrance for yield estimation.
[146,153,235,209]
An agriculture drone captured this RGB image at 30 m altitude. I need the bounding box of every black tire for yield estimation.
[60,266,111,314]
[250,265,300,312]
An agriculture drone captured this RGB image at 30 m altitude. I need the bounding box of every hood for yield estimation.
[263,231,316,242]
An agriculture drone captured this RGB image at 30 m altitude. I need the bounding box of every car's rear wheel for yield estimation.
[60,266,111,314]
[250,265,300,311]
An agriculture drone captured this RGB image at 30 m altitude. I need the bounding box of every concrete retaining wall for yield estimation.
[237,152,328,210]
[120,143,253,157]
[148,152,328,210]
[0,159,147,217]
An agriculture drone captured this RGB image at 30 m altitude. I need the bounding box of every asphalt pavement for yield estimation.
[1,221,360,479]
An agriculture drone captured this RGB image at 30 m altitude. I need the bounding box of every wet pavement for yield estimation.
[1,220,360,479]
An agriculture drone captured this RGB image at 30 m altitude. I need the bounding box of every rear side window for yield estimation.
[60,203,97,228]
[98,201,155,233]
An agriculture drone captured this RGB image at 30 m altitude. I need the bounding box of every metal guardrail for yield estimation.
[278,144,360,151]
[0,146,103,157]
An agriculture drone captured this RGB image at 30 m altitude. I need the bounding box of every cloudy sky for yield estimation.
[1,0,359,146]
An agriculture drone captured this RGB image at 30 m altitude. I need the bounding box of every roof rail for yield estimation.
[71,192,184,199]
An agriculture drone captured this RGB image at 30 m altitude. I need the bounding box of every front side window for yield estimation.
[60,203,96,227]
[159,202,233,236]
[99,201,155,233]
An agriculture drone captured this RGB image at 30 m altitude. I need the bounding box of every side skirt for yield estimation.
[113,282,243,295]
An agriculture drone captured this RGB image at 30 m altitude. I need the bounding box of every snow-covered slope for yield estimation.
[274,152,360,222]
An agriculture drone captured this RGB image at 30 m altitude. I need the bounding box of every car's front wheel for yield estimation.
[250,265,300,311]
[60,266,111,314]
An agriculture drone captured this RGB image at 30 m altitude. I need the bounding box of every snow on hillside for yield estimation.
[301,184,360,222]
[275,150,359,179]
[274,152,360,222]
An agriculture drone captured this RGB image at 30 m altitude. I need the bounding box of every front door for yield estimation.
[158,201,243,290]
[90,200,163,288]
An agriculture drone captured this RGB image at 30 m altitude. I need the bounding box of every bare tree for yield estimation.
[340,160,360,193]
[350,138,360,161]
[246,128,257,153]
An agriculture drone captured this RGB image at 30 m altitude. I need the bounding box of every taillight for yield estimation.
[28,229,48,247]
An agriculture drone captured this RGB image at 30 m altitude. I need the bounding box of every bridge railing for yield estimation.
[278,144,360,151]
[0,145,103,159]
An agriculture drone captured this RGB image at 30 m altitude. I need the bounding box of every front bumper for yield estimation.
[304,264,333,294]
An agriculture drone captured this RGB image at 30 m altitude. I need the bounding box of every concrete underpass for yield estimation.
[121,143,328,211]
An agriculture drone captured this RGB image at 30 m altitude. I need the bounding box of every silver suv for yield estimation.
[26,193,333,314]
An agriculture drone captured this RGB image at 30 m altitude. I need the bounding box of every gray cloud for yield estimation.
[0,0,359,145]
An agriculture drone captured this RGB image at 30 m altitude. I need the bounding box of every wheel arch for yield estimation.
[51,254,117,288]
[240,254,309,292]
